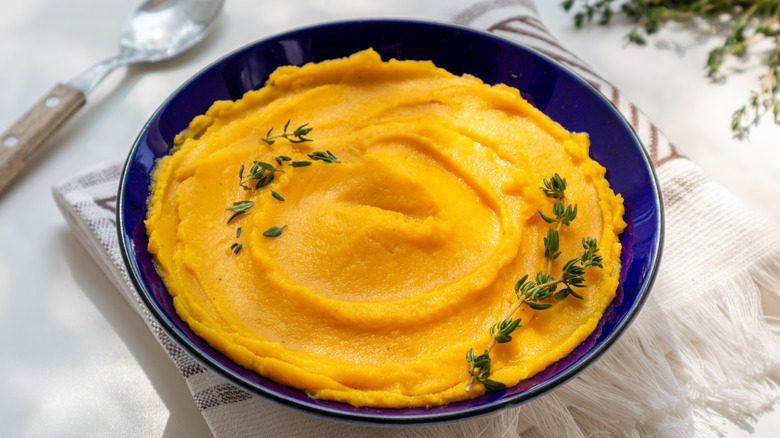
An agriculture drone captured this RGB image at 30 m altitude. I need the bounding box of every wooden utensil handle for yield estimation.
[0,83,86,192]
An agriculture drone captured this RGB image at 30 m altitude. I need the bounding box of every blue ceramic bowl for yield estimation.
[118,19,663,425]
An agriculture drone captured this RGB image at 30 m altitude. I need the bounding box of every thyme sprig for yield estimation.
[562,0,780,138]
[538,174,578,271]
[261,120,313,144]
[465,174,603,392]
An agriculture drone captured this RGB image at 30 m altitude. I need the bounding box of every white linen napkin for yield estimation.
[53,1,780,436]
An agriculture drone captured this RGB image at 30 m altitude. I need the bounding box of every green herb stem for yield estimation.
[261,120,313,144]
[465,174,602,393]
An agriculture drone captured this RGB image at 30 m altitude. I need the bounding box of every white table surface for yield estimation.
[1,1,778,436]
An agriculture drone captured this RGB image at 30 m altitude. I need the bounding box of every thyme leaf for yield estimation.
[229,242,243,254]
[274,155,292,165]
[490,316,523,344]
[263,225,287,237]
[239,160,281,190]
[226,200,255,224]
[308,150,340,163]
[466,349,506,392]
[270,189,285,201]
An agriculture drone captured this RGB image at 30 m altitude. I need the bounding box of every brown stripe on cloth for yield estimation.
[652,128,686,167]
[194,383,254,411]
[659,167,710,207]
[159,331,209,379]
[621,97,685,167]
[630,101,639,129]
[72,162,123,190]
[491,13,546,33]
[148,318,209,378]
[488,18,602,80]
[451,0,537,24]
[94,196,118,226]
[94,195,117,215]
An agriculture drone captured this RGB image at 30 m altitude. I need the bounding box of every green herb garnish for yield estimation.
[261,120,313,144]
[270,189,285,201]
[274,155,292,165]
[226,200,255,224]
[239,160,280,191]
[465,174,603,392]
[263,225,287,237]
[308,150,340,163]
[229,122,339,246]
[229,242,243,254]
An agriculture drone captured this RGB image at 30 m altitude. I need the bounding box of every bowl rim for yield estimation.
[117,17,664,426]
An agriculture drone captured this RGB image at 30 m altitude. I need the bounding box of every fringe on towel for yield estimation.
[409,256,780,438]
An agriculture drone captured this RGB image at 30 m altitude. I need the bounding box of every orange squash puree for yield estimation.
[145,49,625,408]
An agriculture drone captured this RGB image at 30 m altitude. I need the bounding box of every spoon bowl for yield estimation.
[119,0,224,64]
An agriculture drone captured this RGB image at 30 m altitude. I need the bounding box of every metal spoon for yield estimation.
[0,0,224,192]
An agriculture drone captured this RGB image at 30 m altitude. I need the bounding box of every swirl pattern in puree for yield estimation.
[145,49,626,407]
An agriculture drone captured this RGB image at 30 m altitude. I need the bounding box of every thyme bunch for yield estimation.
[466,174,603,392]
[562,0,780,138]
